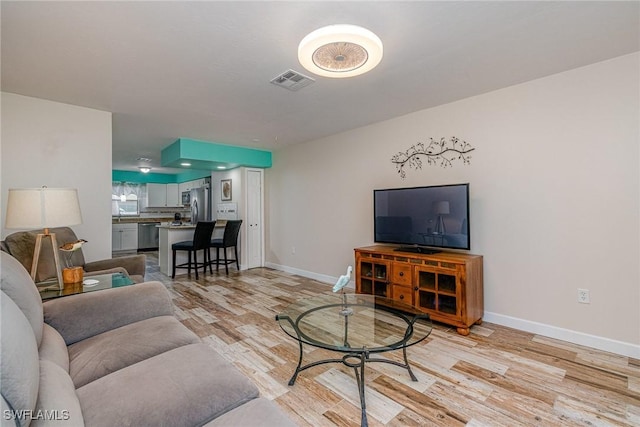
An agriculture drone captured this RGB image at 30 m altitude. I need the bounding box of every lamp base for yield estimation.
[435,215,447,235]
[62,267,83,284]
[30,232,64,290]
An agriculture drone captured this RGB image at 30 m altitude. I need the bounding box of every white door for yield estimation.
[246,169,263,269]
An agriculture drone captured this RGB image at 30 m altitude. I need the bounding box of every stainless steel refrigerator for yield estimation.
[190,184,211,224]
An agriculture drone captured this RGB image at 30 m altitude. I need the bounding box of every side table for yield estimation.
[38,272,135,301]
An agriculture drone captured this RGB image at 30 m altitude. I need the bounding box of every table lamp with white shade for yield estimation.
[434,201,450,235]
[4,187,83,289]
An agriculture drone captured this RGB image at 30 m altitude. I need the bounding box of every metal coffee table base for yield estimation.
[276,296,432,427]
[287,340,418,427]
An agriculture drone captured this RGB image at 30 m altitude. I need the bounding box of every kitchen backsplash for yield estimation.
[140,206,191,216]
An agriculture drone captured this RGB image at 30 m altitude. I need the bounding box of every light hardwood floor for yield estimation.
[142,253,640,426]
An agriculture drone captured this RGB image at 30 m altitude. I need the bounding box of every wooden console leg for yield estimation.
[456,327,470,336]
[475,319,483,325]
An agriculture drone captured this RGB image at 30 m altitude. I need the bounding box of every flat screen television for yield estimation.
[373,183,470,253]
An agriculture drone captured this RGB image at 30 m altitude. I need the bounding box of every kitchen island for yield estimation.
[157,222,226,276]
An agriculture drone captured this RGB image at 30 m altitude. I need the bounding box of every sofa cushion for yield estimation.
[1,291,40,426]
[30,360,84,427]
[44,281,174,345]
[77,343,259,427]
[68,315,200,388]
[203,397,298,427]
[39,324,69,372]
[1,251,44,346]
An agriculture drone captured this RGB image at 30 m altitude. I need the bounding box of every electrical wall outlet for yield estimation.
[577,288,590,304]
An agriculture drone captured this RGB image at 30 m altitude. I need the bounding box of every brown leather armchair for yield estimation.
[1,227,146,283]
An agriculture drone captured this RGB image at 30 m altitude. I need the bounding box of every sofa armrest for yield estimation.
[85,266,130,278]
[43,281,174,345]
[84,254,146,278]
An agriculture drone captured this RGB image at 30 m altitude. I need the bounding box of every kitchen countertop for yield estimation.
[113,217,226,227]
[112,217,175,224]
[157,220,226,230]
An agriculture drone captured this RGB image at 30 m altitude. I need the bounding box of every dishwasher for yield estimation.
[138,222,160,251]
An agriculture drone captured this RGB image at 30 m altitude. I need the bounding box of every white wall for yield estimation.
[266,53,640,356]
[1,93,113,262]
[211,168,245,267]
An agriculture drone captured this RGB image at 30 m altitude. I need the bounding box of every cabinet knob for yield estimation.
[399,294,404,300]
[399,272,404,277]
[414,287,418,291]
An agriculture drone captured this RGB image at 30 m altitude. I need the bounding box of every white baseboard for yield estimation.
[265,262,639,358]
[265,262,355,290]
[484,312,640,359]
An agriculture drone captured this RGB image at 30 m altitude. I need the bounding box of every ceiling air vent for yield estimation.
[270,69,315,91]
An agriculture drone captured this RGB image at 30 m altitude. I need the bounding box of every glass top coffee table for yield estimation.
[39,272,135,301]
[276,293,432,427]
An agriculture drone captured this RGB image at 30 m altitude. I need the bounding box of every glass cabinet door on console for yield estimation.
[356,259,389,298]
[415,265,460,318]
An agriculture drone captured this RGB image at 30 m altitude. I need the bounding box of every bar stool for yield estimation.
[172,221,215,279]
[208,220,242,275]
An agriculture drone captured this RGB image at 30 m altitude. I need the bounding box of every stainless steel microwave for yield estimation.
[181,191,191,205]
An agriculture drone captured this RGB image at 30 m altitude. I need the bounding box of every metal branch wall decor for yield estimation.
[391,136,475,179]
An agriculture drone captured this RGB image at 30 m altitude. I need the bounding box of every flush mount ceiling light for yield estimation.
[139,167,151,173]
[298,24,383,78]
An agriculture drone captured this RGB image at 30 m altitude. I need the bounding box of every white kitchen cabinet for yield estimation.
[166,183,180,206]
[112,223,138,252]
[147,183,167,207]
[148,183,182,207]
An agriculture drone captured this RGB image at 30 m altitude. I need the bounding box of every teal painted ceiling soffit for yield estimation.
[112,170,211,184]
[161,138,272,170]
[112,170,177,184]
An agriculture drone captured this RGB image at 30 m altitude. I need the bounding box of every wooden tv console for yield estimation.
[354,245,483,335]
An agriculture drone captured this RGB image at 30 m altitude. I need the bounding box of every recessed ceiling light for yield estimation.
[217,166,226,170]
[180,162,191,167]
[298,24,383,78]
[139,167,151,173]
[137,157,152,162]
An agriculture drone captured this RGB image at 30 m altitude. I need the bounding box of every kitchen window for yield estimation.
[112,200,139,216]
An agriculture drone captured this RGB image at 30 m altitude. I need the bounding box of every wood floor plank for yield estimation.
[426,337,510,375]
[315,368,404,424]
[422,381,531,427]
[370,375,467,426]
[138,254,640,427]
[452,360,558,406]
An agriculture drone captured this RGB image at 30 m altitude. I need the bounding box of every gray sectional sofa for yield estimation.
[0,251,296,427]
